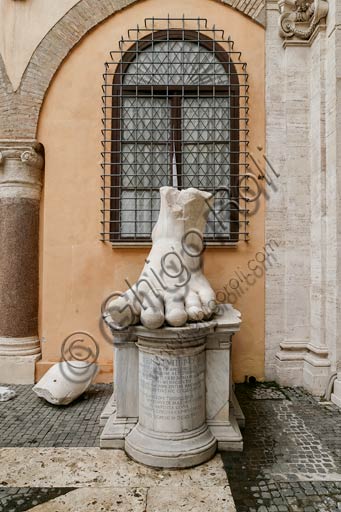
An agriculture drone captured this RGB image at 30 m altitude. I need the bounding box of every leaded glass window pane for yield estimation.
[123,40,229,87]
[112,32,237,241]
[120,96,171,237]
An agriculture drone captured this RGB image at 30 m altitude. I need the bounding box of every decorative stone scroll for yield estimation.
[278,0,328,41]
[0,140,44,200]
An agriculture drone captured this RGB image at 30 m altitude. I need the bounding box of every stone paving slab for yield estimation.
[0,385,236,510]
[0,448,236,511]
[23,485,236,512]
[0,448,228,488]
[26,487,148,512]
[146,485,235,512]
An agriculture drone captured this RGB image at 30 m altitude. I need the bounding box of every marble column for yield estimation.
[0,140,44,383]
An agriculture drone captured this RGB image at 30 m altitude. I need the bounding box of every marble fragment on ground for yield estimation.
[0,386,16,401]
[32,361,98,405]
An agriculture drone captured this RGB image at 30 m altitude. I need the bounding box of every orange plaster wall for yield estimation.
[37,0,265,383]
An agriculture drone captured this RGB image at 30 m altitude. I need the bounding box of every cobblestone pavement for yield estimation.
[0,384,111,447]
[0,383,340,511]
[223,383,341,512]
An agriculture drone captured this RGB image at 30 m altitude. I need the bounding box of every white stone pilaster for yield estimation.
[266,1,333,394]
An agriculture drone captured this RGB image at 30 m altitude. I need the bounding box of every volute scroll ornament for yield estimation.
[0,141,44,199]
[279,0,328,40]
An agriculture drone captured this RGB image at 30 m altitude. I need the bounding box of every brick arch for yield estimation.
[0,0,265,139]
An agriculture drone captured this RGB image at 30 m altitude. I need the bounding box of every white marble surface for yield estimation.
[32,361,98,405]
[125,328,216,468]
[115,341,138,418]
[101,309,243,459]
[138,347,206,433]
[206,347,230,422]
[0,386,16,401]
[0,354,40,384]
[106,187,217,330]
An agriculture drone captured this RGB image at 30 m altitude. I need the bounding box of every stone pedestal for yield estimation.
[125,324,216,468]
[100,305,243,468]
[0,141,44,384]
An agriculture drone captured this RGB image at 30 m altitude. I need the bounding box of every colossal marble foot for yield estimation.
[105,187,217,329]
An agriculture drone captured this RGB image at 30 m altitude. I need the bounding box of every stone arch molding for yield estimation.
[0,0,265,139]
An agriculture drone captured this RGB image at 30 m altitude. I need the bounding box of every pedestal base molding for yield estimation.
[0,336,41,384]
[126,423,217,469]
[101,397,243,454]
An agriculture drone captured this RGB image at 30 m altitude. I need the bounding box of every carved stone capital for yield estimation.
[278,0,328,41]
[0,140,44,200]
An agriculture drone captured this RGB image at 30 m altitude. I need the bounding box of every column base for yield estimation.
[275,341,330,395]
[275,342,305,387]
[0,354,41,384]
[125,423,217,469]
[331,378,341,408]
[302,354,331,396]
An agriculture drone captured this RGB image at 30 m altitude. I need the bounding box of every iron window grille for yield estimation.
[101,17,249,244]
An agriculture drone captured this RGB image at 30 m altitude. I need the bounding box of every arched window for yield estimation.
[102,19,248,244]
